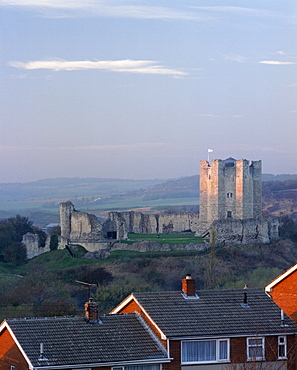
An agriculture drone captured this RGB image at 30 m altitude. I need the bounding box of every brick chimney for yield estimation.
[182,274,196,296]
[84,298,99,323]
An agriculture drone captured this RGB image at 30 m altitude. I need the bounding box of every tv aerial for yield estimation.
[76,280,97,299]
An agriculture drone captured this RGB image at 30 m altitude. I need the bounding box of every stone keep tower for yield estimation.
[199,158,262,233]
[60,201,75,243]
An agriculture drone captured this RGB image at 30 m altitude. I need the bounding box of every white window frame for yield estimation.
[112,366,161,370]
[247,337,265,361]
[278,336,287,359]
[10,366,15,370]
[181,338,230,364]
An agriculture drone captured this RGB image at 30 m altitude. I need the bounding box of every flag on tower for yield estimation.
[208,149,213,153]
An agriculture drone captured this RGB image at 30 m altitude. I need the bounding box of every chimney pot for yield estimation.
[84,298,99,323]
[182,275,196,296]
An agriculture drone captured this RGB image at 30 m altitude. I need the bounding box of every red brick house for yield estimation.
[0,299,170,370]
[265,263,297,322]
[1,276,297,370]
[111,275,297,370]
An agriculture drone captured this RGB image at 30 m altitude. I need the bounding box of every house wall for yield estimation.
[163,341,181,370]
[114,299,295,370]
[0,328,29,370]
[172,336,294,370]
[268,272,297,320]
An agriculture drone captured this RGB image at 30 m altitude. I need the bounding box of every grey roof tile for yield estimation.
[133,288,297,338]
[5,313,168,367]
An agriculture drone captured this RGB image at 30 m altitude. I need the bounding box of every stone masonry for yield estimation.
[22,233,50,259]
[113,211,199,235]
[199,158,262,234]
[59,202,200,252]
[212,216,279,246]
[59,201,127,251]
[197,157,279,245]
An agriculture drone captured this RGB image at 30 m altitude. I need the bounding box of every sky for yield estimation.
[0,0,296,183]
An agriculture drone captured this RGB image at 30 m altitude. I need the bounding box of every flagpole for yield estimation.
[207,149,213,164]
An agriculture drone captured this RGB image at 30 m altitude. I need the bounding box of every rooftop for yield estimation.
[113,288,297,338]
[3,313,168,368]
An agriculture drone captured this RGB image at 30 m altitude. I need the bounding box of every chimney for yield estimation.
[182,274,196,296]
[84,298,99,323]
[241,286,250,308]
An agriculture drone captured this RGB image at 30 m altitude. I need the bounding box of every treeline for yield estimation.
[262,179,297,196]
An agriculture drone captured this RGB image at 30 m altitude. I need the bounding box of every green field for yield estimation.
[80,197,198,212]
[127,233,204,245]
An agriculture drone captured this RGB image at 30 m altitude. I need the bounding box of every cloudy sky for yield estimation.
[0,0,296,182]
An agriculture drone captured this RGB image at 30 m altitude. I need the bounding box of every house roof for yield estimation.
[265,264,297,293]
[2,313,169,369]
[112,288,297,338]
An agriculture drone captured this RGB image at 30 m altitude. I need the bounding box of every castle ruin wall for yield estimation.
[108,211,199,234]
[22,233,50,259]
[211,216,279,246]
[69,211,102,242]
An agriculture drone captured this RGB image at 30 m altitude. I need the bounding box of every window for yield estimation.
[227,211,232,218]
[182,339,229,363]
[247,337,265,361]
[113,366,160,370]
[10,366,15,370]
[227,192,233,198]
[278,336,287,359]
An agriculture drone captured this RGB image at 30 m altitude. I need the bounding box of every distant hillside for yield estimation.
[138,174,297,202]
[141,175,199,200]
[262,174,297,182]
[0,174,296,203]
[0,174,296,225]
[0,177,165,202]
[262,178,297,218]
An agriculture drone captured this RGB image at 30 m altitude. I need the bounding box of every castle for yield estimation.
[199,158,262,232]
[198,157,278,244]
[22,157,279,258]
[59,201,200,251]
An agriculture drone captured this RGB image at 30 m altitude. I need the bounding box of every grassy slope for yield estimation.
[1,236,297,319]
